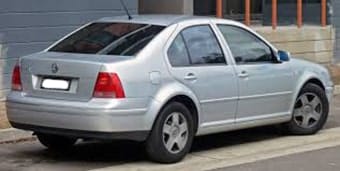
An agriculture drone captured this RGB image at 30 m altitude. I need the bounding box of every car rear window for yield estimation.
[49,23,165,55]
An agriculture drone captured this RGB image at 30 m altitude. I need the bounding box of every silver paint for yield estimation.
[6,15,333,139]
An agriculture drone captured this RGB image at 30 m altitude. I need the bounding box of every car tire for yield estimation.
[282,83,329,135]
[36,133,77,150]
[145,102,195,163]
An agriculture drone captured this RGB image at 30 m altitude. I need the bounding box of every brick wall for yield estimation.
[254,26,335,64]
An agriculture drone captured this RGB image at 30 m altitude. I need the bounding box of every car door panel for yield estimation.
[166,23,239,125]
[216,24,294,121]
[236,63,294,119]
[170,66,238,123]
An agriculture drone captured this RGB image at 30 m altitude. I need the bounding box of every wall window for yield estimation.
[218,25,274,64]
[194,0,263,22]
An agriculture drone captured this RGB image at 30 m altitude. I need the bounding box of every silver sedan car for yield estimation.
[6,15,333,163]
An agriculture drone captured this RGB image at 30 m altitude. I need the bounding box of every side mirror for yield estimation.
[277,50,291,62]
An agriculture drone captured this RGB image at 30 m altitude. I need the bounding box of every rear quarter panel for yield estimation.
[100,24,202,130]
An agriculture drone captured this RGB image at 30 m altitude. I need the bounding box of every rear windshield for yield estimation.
[49,23,165,56]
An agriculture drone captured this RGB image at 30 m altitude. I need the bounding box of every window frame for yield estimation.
[166,34,192,67]
[216,24,279,65]
[166,24,228,68]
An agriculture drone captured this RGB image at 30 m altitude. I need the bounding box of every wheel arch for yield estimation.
[163,95,199,133]
[283,76,329,135]
[302,78,325,91]
[290,73,327,113]
[146,83,201,134]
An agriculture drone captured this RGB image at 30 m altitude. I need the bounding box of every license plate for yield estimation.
[41,78,70,91]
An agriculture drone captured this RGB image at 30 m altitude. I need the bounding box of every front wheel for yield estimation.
[283,83,329,135]
[145,102,194,163]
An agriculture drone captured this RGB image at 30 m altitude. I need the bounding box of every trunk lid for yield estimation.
[20,52,131,101]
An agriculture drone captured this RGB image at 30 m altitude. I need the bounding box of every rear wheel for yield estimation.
[36,133,77,150]
[283,83,329,135]
[145,102,194,163]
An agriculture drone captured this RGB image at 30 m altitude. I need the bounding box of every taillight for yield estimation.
[93,72,125,98]
[11,64,22,91]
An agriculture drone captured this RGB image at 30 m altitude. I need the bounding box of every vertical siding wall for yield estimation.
[0,0,138,100]
[334,0,340,62]
[139,0,193,15]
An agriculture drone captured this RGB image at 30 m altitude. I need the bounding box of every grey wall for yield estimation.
[139,0,193,15]
[334,0,340,62]
[0,0,138,99]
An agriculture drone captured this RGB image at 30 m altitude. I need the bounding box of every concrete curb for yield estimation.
[0,128,35,144]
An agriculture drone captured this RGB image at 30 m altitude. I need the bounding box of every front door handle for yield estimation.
[238,71,249,78]
[184,73,197,81]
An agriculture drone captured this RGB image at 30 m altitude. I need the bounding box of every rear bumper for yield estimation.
[10,122,149,141]
[6,92,155,141]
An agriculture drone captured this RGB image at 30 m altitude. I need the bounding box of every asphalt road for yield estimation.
[0,127,297,171]
[213,96,340,171]
[0,96,338,171]
[215,145,340,171]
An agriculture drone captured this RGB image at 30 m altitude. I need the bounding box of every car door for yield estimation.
[166,24,239,126]
[216,24,294,122]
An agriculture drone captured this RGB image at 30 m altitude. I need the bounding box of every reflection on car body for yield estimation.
[6,15,333,163]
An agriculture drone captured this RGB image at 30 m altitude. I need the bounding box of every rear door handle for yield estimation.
[238,71,249,78]
[184,73,197,81]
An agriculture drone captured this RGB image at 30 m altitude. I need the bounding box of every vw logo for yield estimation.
[51,63,59,73]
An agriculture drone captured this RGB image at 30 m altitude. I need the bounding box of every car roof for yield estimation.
[97,14,236,26]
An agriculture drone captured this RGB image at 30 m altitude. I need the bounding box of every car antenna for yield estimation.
[120,0,133,20]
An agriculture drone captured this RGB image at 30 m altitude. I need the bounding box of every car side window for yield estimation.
[218,25,274,64]
[181,25,226,65]
[167,35,191,67]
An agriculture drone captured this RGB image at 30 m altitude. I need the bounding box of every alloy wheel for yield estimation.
[162,112,189,154]
[293,93,323,129]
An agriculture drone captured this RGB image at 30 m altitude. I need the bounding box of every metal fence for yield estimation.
[215,0,328,29]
